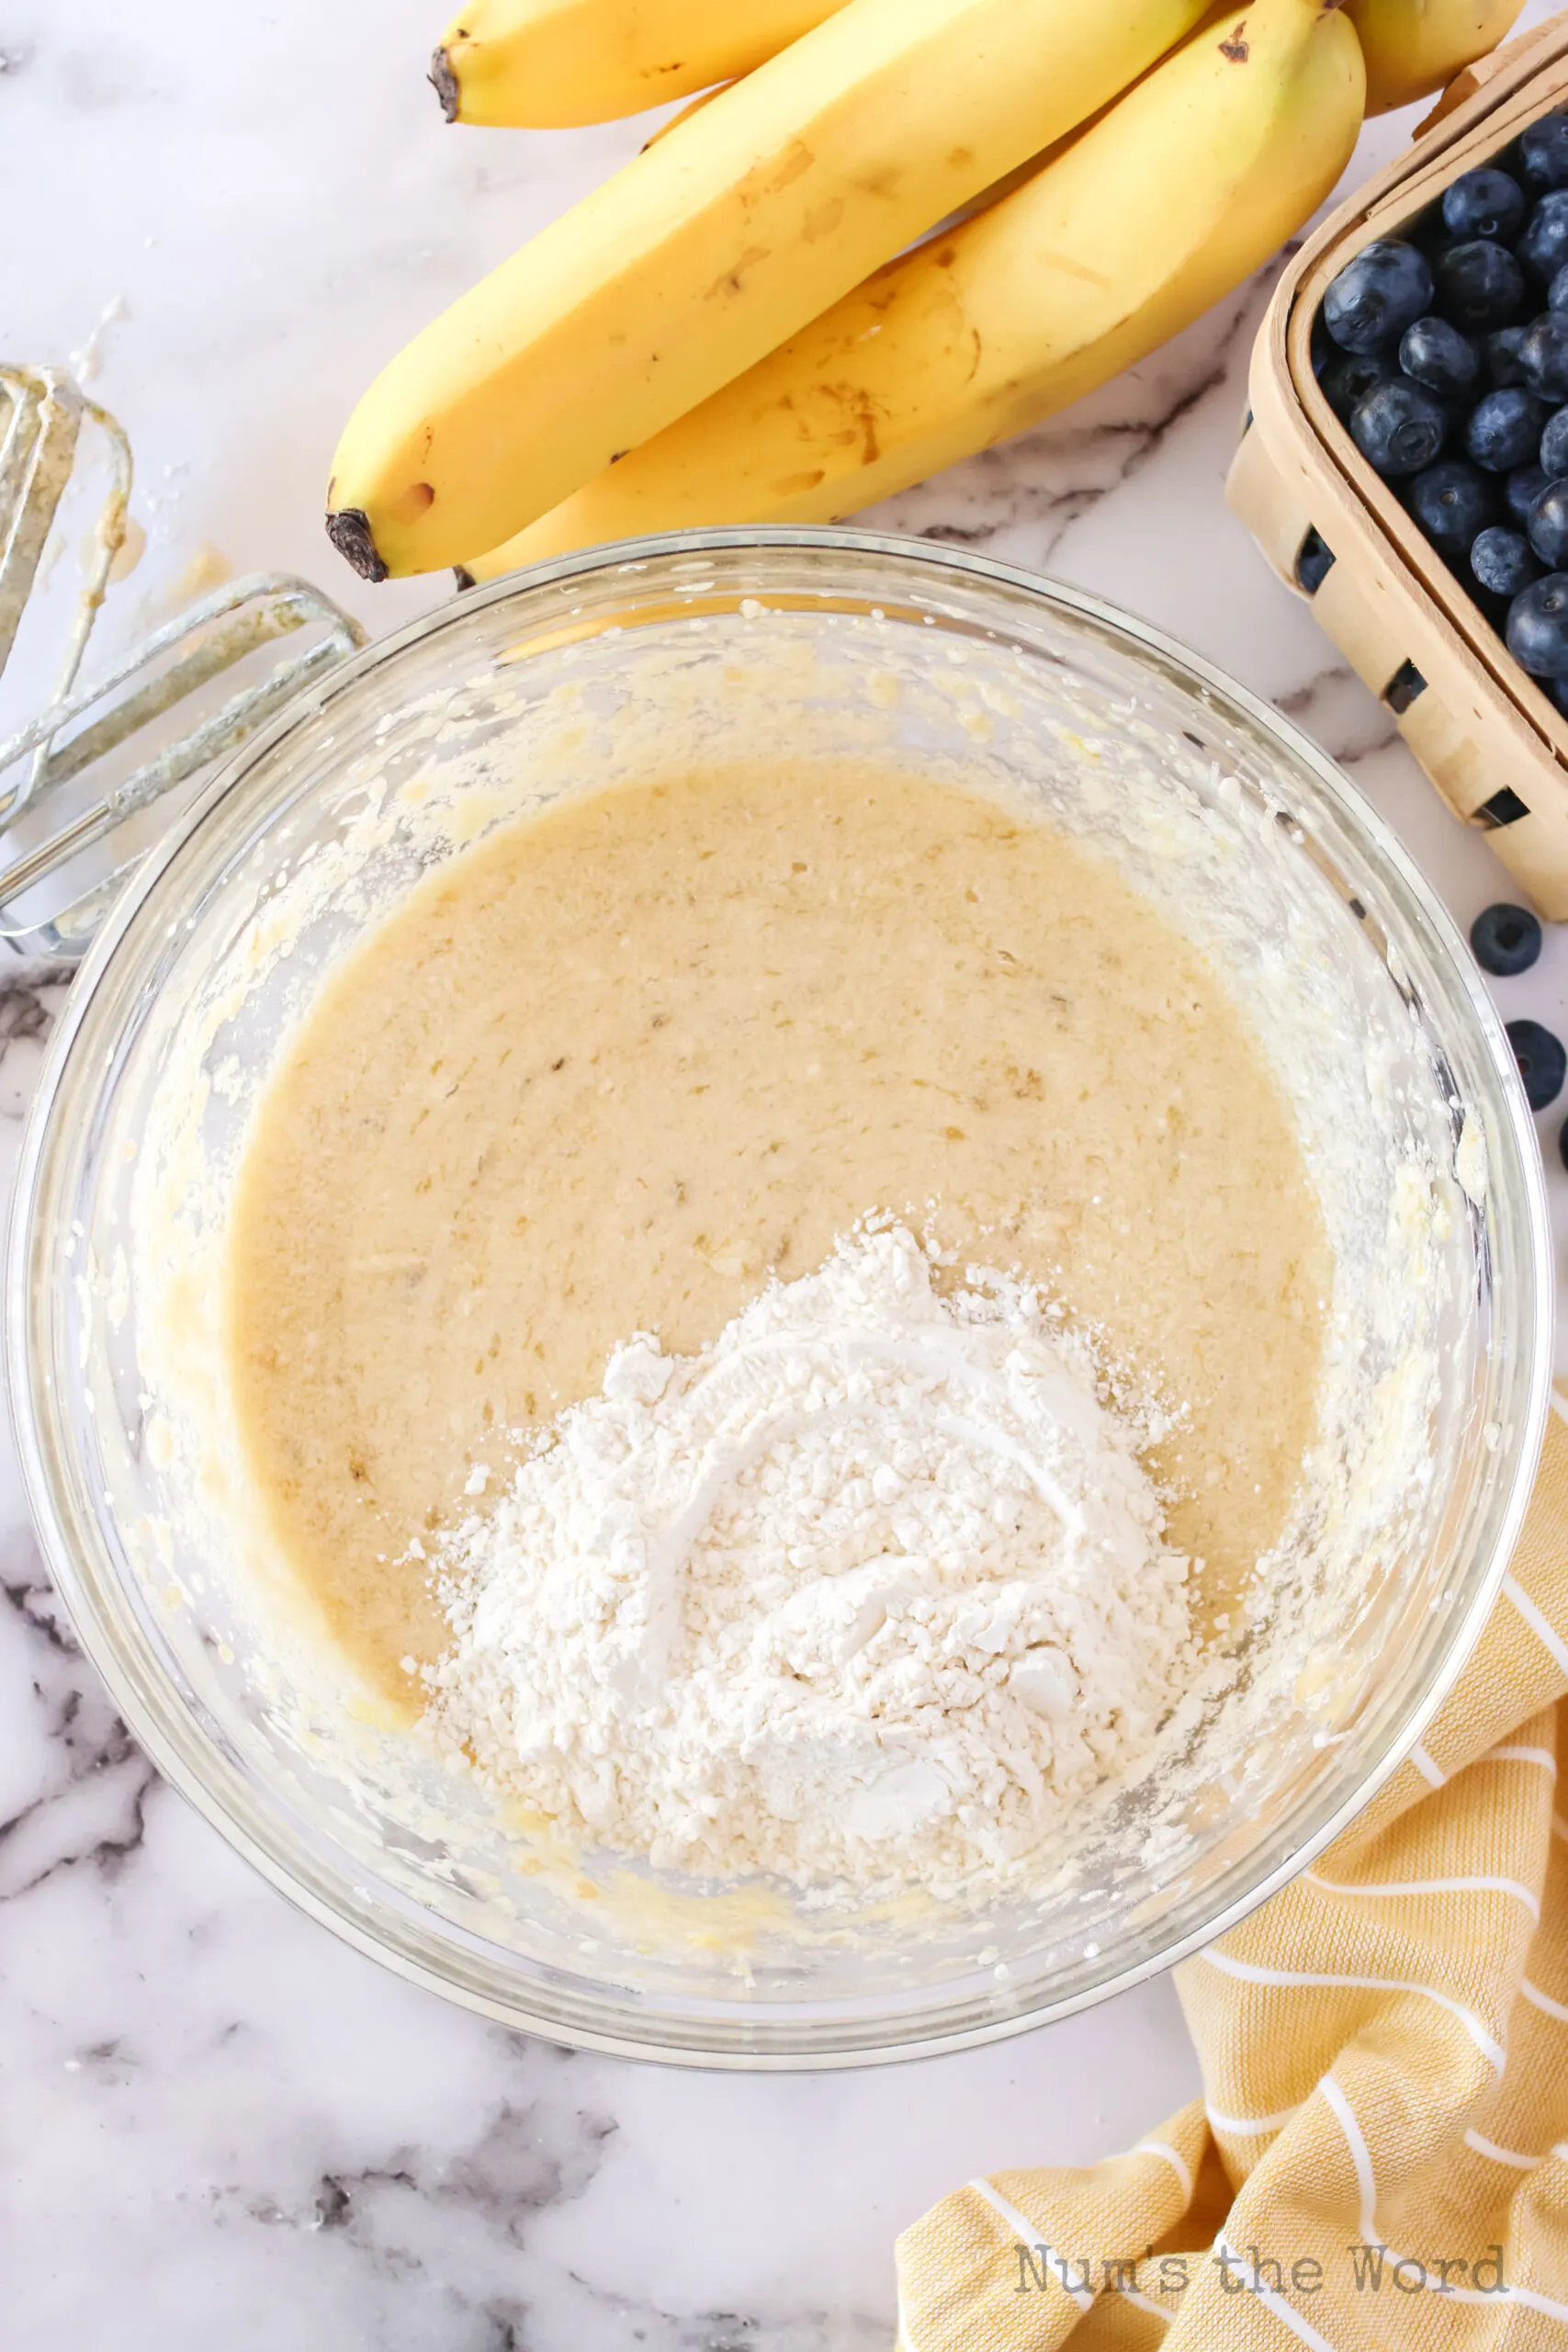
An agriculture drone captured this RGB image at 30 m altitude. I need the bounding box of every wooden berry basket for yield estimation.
[1227,13,1568,915]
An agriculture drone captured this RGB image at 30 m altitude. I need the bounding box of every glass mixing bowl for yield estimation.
[7,529,1551,2067]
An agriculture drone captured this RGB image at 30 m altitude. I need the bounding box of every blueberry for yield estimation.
[1542,408,1568,476]
[1551,265,1568,314]
[1506,571,1568,673]
[1520,190,1568,283]
[1323,239,1435,352]
[1487,325,1531,386]
[1529,481,1568,561]
[1506,462,1551,526]
[1519,311,1568,398]
[1467,387,1546,470]
[1310,309,1337,379]
[1471,526,1542,597]
[1528,479,1568,565]
[1519,114,1568,197]
[1295,528,1336,594]
[1350,378,1448,476]
[1471,901,1543,976]
[1434,239,1526,330]
[1399,314,1479,397]
[1507,1017,1566,1110]
[1408,459,1494,549]
[1320,349,1393,420]
[1442,167,1526,243]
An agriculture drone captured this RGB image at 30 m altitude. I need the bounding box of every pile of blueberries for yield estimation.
[1313,111,1568,690]
[1314,118,1568,1141]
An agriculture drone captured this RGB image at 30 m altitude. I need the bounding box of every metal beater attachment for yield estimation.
[0,366,367,958]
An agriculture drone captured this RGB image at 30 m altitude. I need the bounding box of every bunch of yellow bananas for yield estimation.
[326,0,1526,585]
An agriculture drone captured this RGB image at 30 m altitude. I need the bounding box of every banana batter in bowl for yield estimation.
[230,758,1328,1720]
[34,540,1529,2058]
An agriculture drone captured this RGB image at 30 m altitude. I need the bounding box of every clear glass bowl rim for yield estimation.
[6,525,1554,2069]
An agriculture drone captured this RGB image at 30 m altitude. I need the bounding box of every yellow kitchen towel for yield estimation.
[896,1389,1568,2352]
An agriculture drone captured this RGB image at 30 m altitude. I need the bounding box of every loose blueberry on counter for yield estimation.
[1506,461,1551,525]
[1324,238,1434,350]
[1520,189,1568,284]
[1320,350,1393,422]
[1399,314,1480,397]
[1441,166,1527,244]
[1350,377,1449,475]
[1407,458,1494,549]
[1466,386,1546,469]
[1506,571,1568,673]
[1519,113,1568,195]
[1507,1016,1566,1110]
[1294,528,1336,594]
[1471,900,1543,975]
[1560,1114,1568,1172]
[1434,238,1525,330]
[1487,325,1531,385]
[1542,407,1568,478]
[1528,480,1568,566]
[1519,311,1568,399]
[1471,525,1542,597]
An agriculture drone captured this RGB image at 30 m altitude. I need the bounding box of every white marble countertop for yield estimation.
[7,4,1568,2342]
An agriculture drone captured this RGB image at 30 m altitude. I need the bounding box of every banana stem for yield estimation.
[429,48,461,121]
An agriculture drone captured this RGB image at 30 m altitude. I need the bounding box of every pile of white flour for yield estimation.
[423,1224,1197,1895]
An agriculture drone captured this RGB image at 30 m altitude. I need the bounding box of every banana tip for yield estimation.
[428,46,460,122]
[452,566,477,592]
[326,508,389,583]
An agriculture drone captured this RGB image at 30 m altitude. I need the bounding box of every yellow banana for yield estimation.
[1343,0,1523,112]
[461,0,1365,579]
[432,0,842,128]
[328,0,1216,579]
[641,84,732,150]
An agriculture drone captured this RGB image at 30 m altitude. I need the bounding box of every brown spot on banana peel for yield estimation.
[734,141,813,216]
[764,140,814,194]
[818,380,885,464]
[389,480,436,524]
[428,46,460,120]
[1218,21,1248,58]
[1038,248,1114,290]
[708,246,769,299]
[326,508,389,583]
